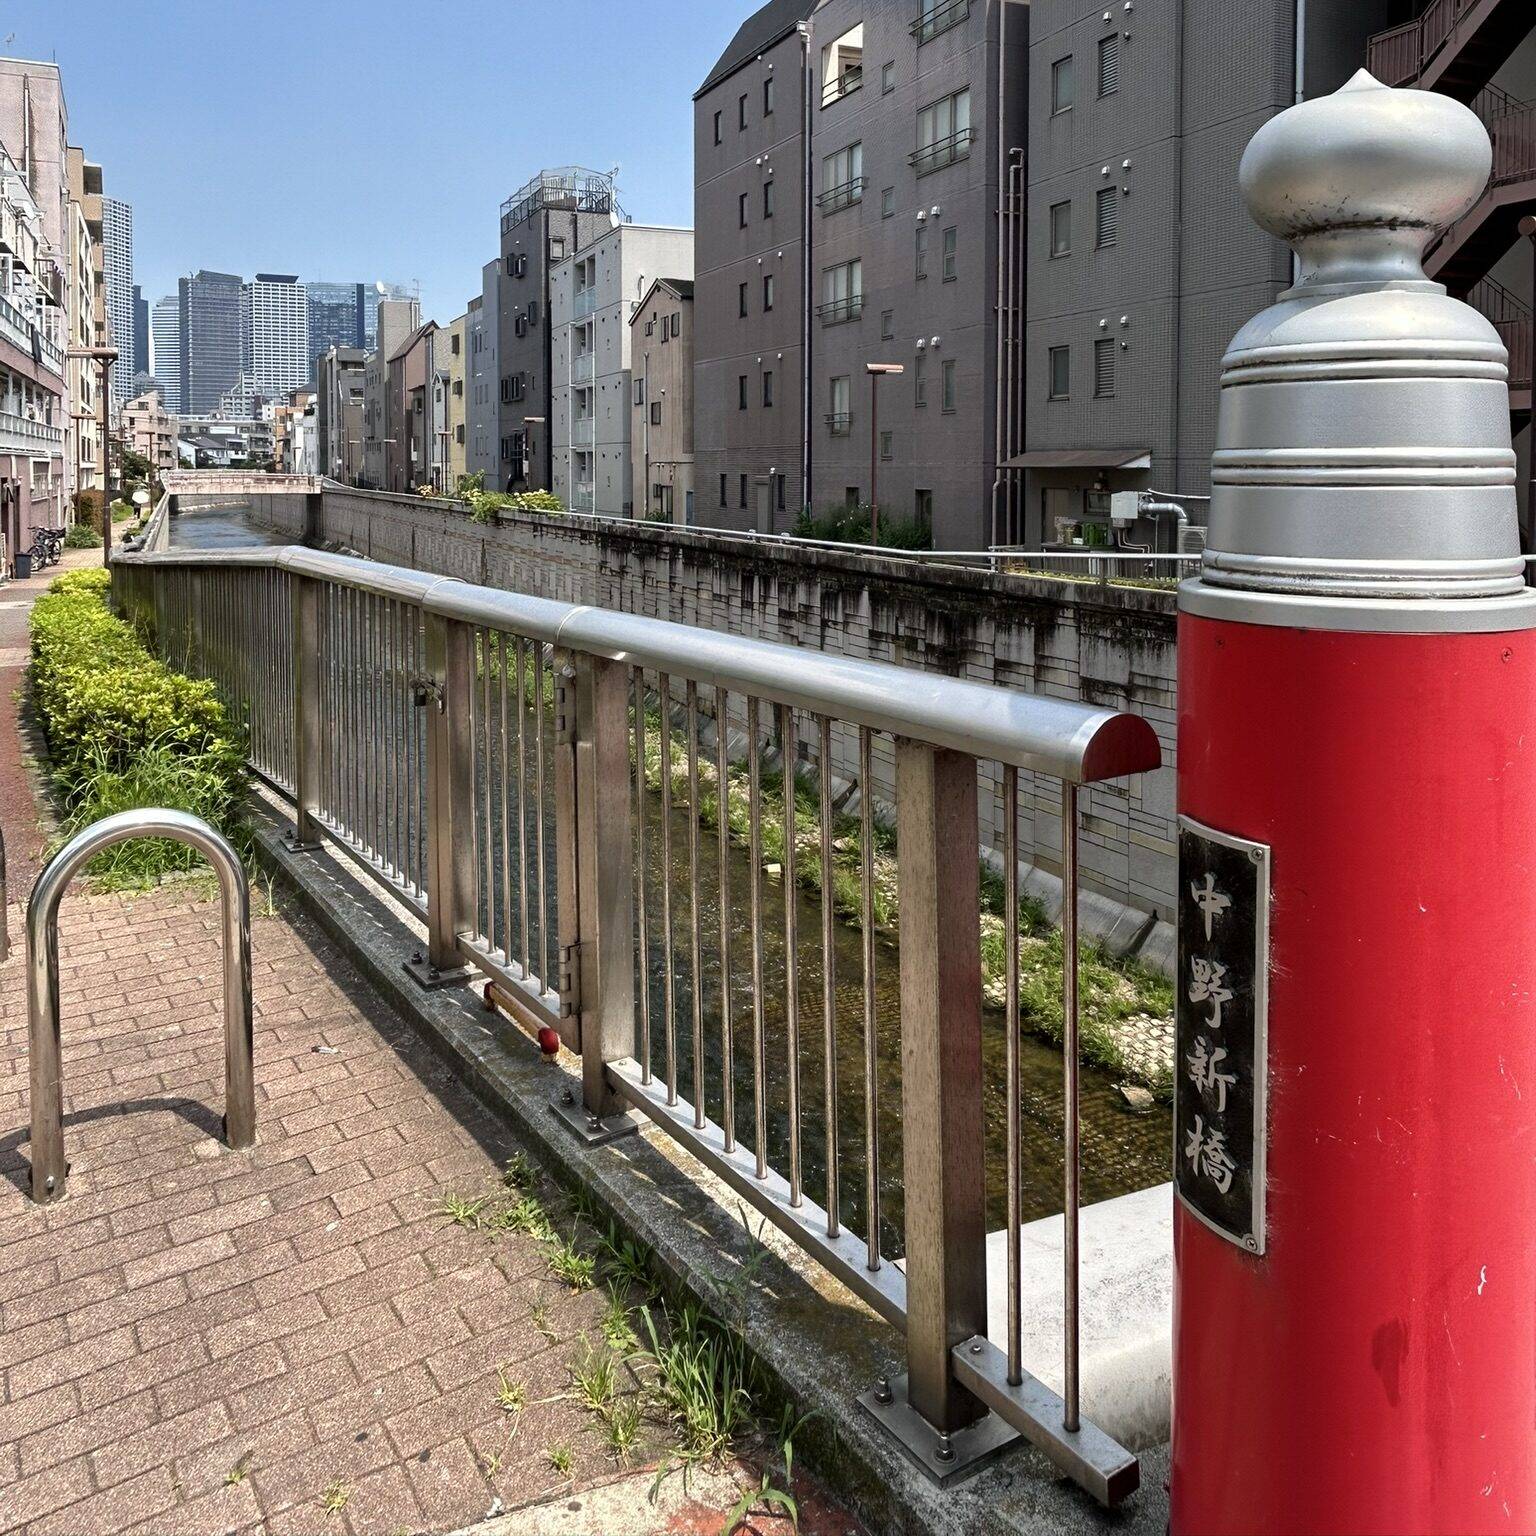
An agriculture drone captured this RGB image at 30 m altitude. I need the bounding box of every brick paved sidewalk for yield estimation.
[0,888,856,1536]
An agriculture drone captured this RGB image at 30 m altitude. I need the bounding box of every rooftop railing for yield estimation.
[112,535,1159,1507]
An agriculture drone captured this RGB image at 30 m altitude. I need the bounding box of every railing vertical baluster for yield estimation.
[499,633,513,961]
[634,668,652,1085]
[686,681,704,1127]
[468,632,485,932]
[895,740,988,1435]
[1004,764,1023,1386]
[749,696,767,1179]
[819,714,839,1237]
[1061,779,1081,1435]
[516,637,531,975]
[555,646,580,1025]
[482,628,496,946]
[860,725,880,1270]
[288,575,321,849]
[659,672,677,1105]
[781,703,802,1207]
[535,641,549,985]
[422,614,474,981]
[716,686,734,1153]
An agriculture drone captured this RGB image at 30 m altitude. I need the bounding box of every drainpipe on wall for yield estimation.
[990,0,1008,547]
[799,17,815,522]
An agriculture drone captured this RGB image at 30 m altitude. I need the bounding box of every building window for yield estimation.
[764,75,775,115]
[942,226,957,281]
[671,312,680,338]
[763,273,775,311]
[651,399,663,424]
[1095,338,1116,397]
[1096,186,1118,247]
[739,473,748,508]
[882,186,896,218]
[916,223,928,279]
[819,142,864,213]
[915,488,934,535]
[550,237,566,260]
[1049,345,1070,400]
[941,357,957,412]
[880,61,895,94]
[1051,55,1074,114]
[881,308,894,341]
[714,110,723,145]
[739,93,748,129]
[763,179,775,218]
[880,430,893,461]
[763,369,774,407]
[776,473,786,510]
[912,88,972,175]
[1098,34,1120,96]
[738,375,748,409]
[660,313,671,342]
[739,192,749,228]
[914,352,927,406]
[739,281,749,318]
[1050,200,1071,258]
[500,377,511,403]
[827,374,851,434]
[634,379,645,405]
[720,473,728,507]
[818,259,863,324]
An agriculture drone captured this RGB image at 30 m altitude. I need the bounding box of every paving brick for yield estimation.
[28,1463,178,1536]
[16,1387,159,1479]
[89,1398,232,1489]
[0,1454,94,1531]
[7,1323,138,1401]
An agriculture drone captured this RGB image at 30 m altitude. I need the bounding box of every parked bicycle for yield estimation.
[28,527,64,569]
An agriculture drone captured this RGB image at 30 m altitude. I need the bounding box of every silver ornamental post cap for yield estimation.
[1189,70,1534,629]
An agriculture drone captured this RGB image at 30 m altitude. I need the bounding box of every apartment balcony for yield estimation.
[825,412,853,436]
[817,294,864,326]
[818,177,866,215]
[0,411,63,457]
[574,288,599,319]
[0,291,64,379]
[573,414,596,446]
[1366,0,1527,101]
[571,482,594,512]
[572,354,595,385]
[910,128,974,177]
[822,66,863,108]
[910,0,970,45]
[0,197,38,272]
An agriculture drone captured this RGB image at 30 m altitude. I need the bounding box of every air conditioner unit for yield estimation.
[1109,491,1140,526]
[1178,524,1207,557]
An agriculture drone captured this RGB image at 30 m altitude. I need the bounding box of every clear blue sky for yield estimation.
[6,0,732,323]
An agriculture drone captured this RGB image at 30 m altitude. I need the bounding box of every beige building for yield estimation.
[629,277,694,522]
[122,388,177,474]
[433,313,467,491]
[64,146,105,502]
[272,389,316,473]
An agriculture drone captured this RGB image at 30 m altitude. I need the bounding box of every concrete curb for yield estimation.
[248,796,1169,1536]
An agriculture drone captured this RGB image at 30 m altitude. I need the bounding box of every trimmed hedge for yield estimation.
[29,569,247,885]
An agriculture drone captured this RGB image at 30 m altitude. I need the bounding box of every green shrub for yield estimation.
[465,488,567,524]
[64,522,99,549]
[791,504,932,550]
[72,489,102,530]
[29,569,247,886]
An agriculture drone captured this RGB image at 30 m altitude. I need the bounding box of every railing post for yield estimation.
[553,651,640,1144]
[285,575,322,851]
[412,613,473,987]
[866,739,1014,1476]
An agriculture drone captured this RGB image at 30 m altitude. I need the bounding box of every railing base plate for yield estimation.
[401,954,474,991]
[857,1372,1020,1485]
[549,1093,643,1147]
[281,831,322,854]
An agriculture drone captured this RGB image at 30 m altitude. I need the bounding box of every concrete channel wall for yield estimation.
[211,485,1182,966]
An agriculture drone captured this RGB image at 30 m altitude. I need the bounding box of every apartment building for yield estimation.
[316,345,365,484]
[179,269,243,415]
[64,146,103,501]
[1020,0,1395,549]
[242,274,309,404]
[434,312,467,491]
[101,195,132,403]
[550,223,694,515]
[630,278,696,522]
[122,388,178,475]
[495,167,621,492]
[465,270,501,484]
[0,60,70,556]
[150,294,182,413]
[361,294,419,490]
[386,320,436,492]
[132,284,149,380]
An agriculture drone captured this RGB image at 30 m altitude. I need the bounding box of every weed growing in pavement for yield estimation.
[638,1301,756,1476]
[224,1453,254,1486]
[569,1342,617,1415]
[501,1151,533,1189]
[594,1220,656,1297]
[548,1233,596,1292]
[495,1366,527,1417]
[604,1396,644,1465]
[438,1191,490,1230]
[599,1293,637,1352]
[546,1444,574,1478]
[530,1297,559,1342]
[721,1406,814,1536]
[319,1480,351,1517]
[504,1194,557,1242]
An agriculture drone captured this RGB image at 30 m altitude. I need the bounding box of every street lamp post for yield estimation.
[865,363,904,546]
[68,345,118,562]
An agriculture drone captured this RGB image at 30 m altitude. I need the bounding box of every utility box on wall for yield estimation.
[1110,491,1140,526]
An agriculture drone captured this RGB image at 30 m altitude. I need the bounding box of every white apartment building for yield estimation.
[549,223,693,515]
[241,273,309,404]
[150,294,181,413]
[101,195,133,403]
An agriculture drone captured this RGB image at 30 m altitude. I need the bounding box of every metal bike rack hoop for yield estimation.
[26,808,254,1203]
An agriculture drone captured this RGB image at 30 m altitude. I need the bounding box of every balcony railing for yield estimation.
[910,127,974,176]
[574,288,599,319]
[817,177,866,214]
[572,354,595,385]
[817,294,864,326]
[1366,0,1481,87]
[825,411,852,435]
[0,291,64,378]
[0,410,63,455]
[115,520,1158,1514]
[1468,275,1533,395]
[822,65,863,108]
[910,0,971,44]
[571,481,595,510]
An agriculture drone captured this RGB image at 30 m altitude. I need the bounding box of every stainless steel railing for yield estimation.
[111,539,1160,1503]
[0,826,9,964]
[25,808,254,1203]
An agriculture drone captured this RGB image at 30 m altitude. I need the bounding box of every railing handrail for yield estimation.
[24,807,254,1202]
[115,540,1158,784]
